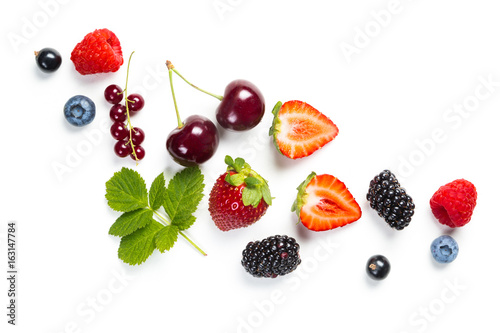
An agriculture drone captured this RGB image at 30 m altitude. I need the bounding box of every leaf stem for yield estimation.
[151,208,207,256]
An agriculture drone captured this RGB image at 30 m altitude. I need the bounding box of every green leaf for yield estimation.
[164,166,205,230]
[242,187,262,207]
[292,172,317,219]
[109,208,154,237]
[149,172,167,210]
[226,173,244,187]
[154,225,179,253]
[261,183,273,206]
[105,167,148,212]
[118,220,164,265]
[244,177,261,187]
[269,101,284,155]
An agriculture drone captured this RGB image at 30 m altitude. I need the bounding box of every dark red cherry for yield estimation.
[166,115,219,167]
[215,80,265,131]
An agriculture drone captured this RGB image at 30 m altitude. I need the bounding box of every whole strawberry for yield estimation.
[70,28,124,75]
[430,179,477,228]
[209,156,272,231]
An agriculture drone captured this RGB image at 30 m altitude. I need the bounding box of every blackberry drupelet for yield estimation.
[241,235,301,278]
[367,170,415,230]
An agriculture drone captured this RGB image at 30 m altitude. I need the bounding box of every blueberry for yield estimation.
[366,255,390,280]
[64,95,96,127]
[431,235,459,263]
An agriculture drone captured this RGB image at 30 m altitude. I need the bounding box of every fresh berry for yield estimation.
[70,28,123,75]
[269,100,339,159]
[114,140,131,158]
[165,62,265,131]
[430,235,459,263]
[367,170,415,230]
[63,95,96,127]
[208,156,272,231]
[127,94,145,113]
[104,84,123,104]
[430,179,477,228]
[109,104,127,122]
[131,145,145,161]
[129,127,145,145]
[110,122,128,140]
[166,61,219,166]
[241,235,301,278]
[366,255,391,280]
[35,48,62,73]
[292,172,361,231]
[215,80,265,131]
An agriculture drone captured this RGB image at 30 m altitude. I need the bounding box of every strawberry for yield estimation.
[430,179,477,228]
[292,172,361,231]
[70,28,124,75]
[269,100,338,159]
[208,156,272,231]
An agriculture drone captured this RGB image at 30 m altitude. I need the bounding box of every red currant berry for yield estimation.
[127,94,145,113]
[109,104,127,122]
[104,84,123,104]
[110,122,128,140]
[132,145,145,161]
[130,127,145,145]
[114,140,131,158]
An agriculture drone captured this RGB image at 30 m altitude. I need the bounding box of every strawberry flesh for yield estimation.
[293,173,361,231]
[270,101,338,159]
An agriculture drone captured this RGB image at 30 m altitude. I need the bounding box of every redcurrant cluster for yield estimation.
[104,52,146,161]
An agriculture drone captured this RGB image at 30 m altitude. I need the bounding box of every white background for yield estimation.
[2,0,500,332]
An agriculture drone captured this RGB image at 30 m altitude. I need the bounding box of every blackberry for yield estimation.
[366,170,415,230]
[241,235,301,278]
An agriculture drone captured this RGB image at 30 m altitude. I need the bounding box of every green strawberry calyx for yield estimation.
[224,155,273,208]
[291,171,317,221]
[268,101,284,155]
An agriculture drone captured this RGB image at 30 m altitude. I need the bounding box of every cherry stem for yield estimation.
[124,51,138,163]
[167,61,223,101]
[151,208,207,256]
[167,61,184,129]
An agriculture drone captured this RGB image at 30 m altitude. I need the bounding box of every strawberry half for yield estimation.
[208,156,272,231]
[292,172,361,231]
[269,101,338,159]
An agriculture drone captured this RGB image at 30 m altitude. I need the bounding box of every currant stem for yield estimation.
[167,61,223,101]
[151,208,207,256]
[167,62,184,129]
[124,51,138,162]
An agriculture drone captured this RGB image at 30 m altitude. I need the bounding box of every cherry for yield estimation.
[167,115,219,166]
[127,94,145,113]
[114,140,131,158]
[215,80,265,131]
[168,64,265,131]
[165,61,219,167]
[129,127,145,145]
[110,121,128,140]
[109,104,127,122]
[104,84,123,104]
[131,145,145,161]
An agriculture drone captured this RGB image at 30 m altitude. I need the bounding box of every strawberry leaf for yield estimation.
[292,171,317,218]
[244,177,261,187]
[226,173,245,187]
[105,167,148,212]
[242,187,262,207]
[109,208,154,237]
[155,225,179,253]
[118,220,164,265]
[149,172,167,211]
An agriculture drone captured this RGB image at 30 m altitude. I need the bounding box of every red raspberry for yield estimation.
[429,179,477,227]
[70,28,124,75]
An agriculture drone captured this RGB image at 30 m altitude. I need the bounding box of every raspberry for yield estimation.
[430,179,477,228]
[70,28,124,75]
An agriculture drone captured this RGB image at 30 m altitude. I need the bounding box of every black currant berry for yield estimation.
[35,48,62,73]
[366,255,391,280]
